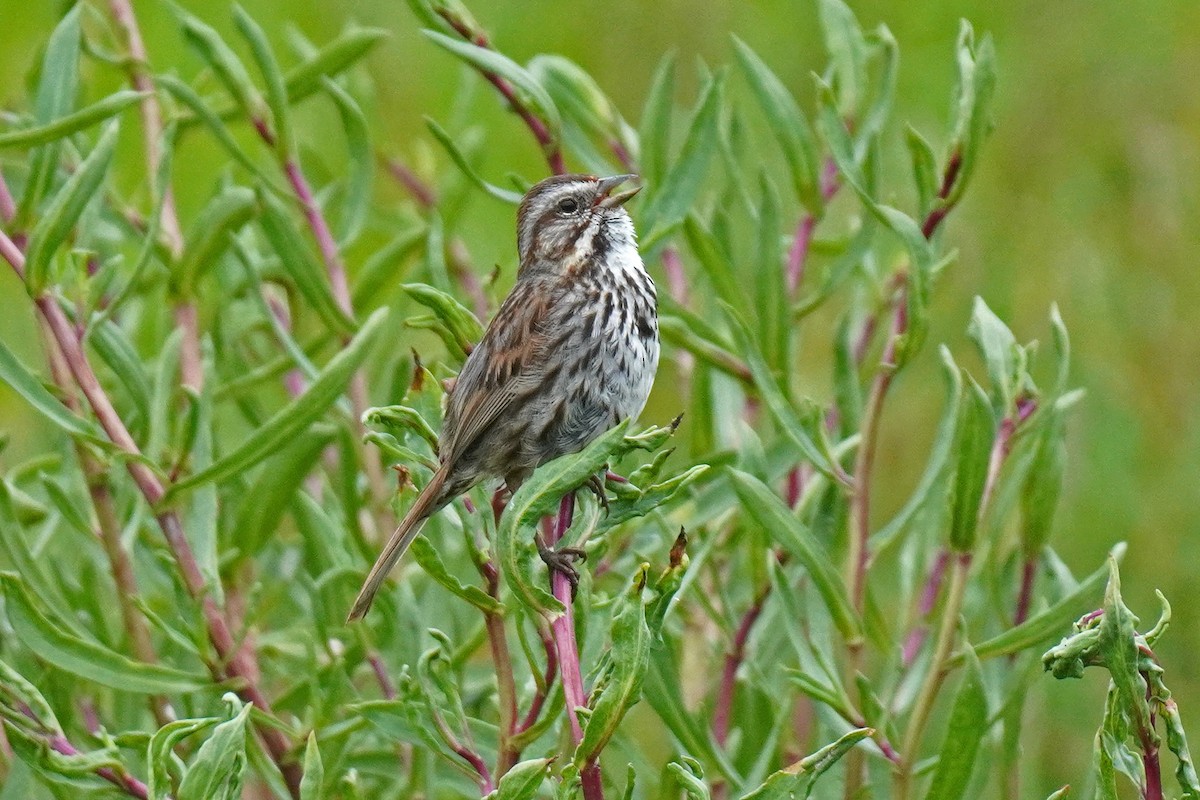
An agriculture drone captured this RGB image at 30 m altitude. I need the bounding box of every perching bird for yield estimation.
[348,174,658,621]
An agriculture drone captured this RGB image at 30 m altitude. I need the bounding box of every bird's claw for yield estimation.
[539,545,588,594]
[585,473,610,515]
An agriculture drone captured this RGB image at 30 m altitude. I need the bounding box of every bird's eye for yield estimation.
[557,197,579,214]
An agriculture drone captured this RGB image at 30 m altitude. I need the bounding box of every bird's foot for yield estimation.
[538,544,588,595]
[585,473,610,515]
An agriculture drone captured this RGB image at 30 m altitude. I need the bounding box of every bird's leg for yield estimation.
[537,492,586,595]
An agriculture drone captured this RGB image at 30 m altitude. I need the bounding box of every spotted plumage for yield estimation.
[349,174,659,620]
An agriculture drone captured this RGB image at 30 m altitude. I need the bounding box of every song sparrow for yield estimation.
[348,173,659,621]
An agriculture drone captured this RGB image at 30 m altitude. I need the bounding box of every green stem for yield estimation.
[895,551,972,800]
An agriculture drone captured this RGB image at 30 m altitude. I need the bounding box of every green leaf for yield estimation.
[0,658,62,733]
[157,75,285,195]
[284,27,389,102]
[817,0,869,116]
[175,185,258,295]
[943,23,997,208]
[641,72,723,244]
[258,189,356,333]
[669,757,711,800]
[1049,303,1071,396]
[166,307,389,497]
[528,54,633,152]
[230,427,334,558]
[179,10,266,125]
[233,4,292,158]
[681,216,743,312]
[738,728,871,800]
[409,537,503,613]
[816,84,935,363]
[497,422,629,617]
[873,347,962,553]
[0,90,145,149]
[728,470,861,642]
[1020,405,1066,556]
[754,173,787,369]
[966,296,1019,414]
[967,543,1123,663]
[422,30,561,143]
[424,117,522,204]
[401,282,484,361]
[725,307,846,484]
[906,125,939,221]
[731,36,821,211]
[0,337,107,446]
[924,647,987,800]
[579,565,652,763]
[947,375,995,553]
[638,51,677,189]
[321,77,373,247]
[351,225,426,308]
[0,572,212,694]
[1044,787,1071,800]
[177,696,253,800]
[147,716,220,800]
[299,733,324,800]
[492,758,552,800]
[17,3,82,227]
[23,120,120,293]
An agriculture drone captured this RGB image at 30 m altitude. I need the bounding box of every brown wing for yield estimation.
[438,278,557,467]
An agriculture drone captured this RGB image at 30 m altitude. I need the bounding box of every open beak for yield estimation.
[596,174,642,208]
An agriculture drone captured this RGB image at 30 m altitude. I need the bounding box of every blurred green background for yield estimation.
[1,0,1197,793]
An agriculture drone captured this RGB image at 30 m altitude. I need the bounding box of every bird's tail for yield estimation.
[347,465,450,622]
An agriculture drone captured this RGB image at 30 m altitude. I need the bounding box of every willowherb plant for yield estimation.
[0,1,1193,800]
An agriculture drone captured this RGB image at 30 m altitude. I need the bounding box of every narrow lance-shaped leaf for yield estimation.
[728,470,861,643]
[1021,404,1066,557]
[258,188,357,333]
[0,572,212,694]
[873,346,962,553]
[175,185,257,296]
[641,72,724,247]
[166,307,390,497]
[179,10,266,125]
[731,36,821,212]
[528,54,635,154]
[967,296,1019,415]
[493,758,552,800]
[578,565,652,764]
[157,75,287,196]
[943,22,997,208]
[23,120,120,293]
[322,77,373,246]
[497,422,629,617]
[947,375,995,553]
[924,646,988,800]
[424,117,523,204]
[408,537,503,613]
[738,728,872,800]
[724,306,846,483]
[421,29,561,142]
[638,50,677,189]
[817,0,869,116]
[284,27,389,102]
[0,338,108,446]
[233,4,292,158]
[299,733,324,800]
[0,90,146,149]
[177,695,253,800]
[17,3,82,226]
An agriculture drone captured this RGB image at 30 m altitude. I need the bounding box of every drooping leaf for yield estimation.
[0,572,212,694]
[0,90,145,149]
[166,307,389,497]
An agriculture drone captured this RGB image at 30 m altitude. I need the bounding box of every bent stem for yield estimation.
[0,228,303,798]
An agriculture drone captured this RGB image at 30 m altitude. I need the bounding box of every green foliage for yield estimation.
[0,3,1185,800]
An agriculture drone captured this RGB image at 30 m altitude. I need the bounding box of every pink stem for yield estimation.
[436,13,564,174]
[713,590,768,747]
[1013,557,1037,627]
[901,548,950,667]
[0,231,302,797]
[49,732,149,799]
[785,160,839,297]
